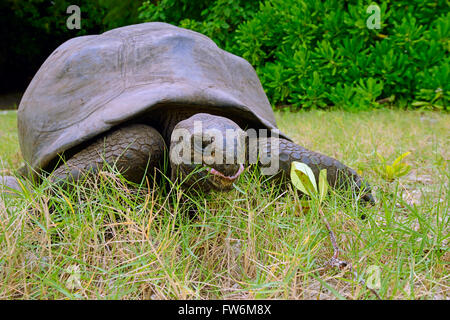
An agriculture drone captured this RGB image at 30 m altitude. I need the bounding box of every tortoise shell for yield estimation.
[17,22,288,172]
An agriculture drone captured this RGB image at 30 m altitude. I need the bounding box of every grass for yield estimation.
[0,109,448,300]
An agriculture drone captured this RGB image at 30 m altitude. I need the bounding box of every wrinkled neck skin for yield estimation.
[158,108,198,145]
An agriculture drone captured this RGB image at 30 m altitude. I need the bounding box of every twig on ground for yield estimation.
[319,207,382,300]
[319,207,349,269]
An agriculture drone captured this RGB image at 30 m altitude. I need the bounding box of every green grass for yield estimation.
[0,109,448,299]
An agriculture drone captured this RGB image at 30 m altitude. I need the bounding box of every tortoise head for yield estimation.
[169,113,246,192]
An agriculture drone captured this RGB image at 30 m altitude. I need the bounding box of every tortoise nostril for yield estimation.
[202,139,212,149]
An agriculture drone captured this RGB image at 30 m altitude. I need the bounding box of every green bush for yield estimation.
[1,0,143,92]
[139,0,449,110]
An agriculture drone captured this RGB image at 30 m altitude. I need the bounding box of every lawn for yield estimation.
[0,109,448,299]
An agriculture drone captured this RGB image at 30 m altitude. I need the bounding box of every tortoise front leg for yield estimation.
[50,124,166,186]
[255,137,374,204]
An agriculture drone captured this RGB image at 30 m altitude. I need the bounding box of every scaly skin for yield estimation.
[50,124,166,185]
[256,137,374,203]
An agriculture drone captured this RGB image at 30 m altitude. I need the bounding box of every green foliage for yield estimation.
[373,151,412,182]
[290,161,329,205]
[139,0,449,111]
[139,0,259,49]
[9,0,143,36]
[1,0,143,91]
[99,0,144,30]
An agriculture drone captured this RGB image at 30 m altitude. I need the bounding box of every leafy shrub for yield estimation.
[1,0,143,92]
[139,0,449,111]
[373,152,412,182]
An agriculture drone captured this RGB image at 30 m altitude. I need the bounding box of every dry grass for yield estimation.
[0,109,448,299]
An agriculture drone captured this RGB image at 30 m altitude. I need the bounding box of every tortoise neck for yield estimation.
[160,108,197,143]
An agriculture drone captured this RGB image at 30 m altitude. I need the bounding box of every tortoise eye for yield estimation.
[193,134,214,152]
[203,136,214,148]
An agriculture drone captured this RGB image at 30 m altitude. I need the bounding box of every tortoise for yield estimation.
[0,22,374,203]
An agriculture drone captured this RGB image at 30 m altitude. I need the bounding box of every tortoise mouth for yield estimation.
[204,164,244,182]
[173,162,244,192]
[202,163,244,191]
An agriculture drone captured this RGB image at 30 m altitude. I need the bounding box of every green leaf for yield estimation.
[397,164,412,176]
[318,169,329,203]
[411,101,430,107]
[290,161,318,197]
[392,151,411,167]
[385,165,394,180]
